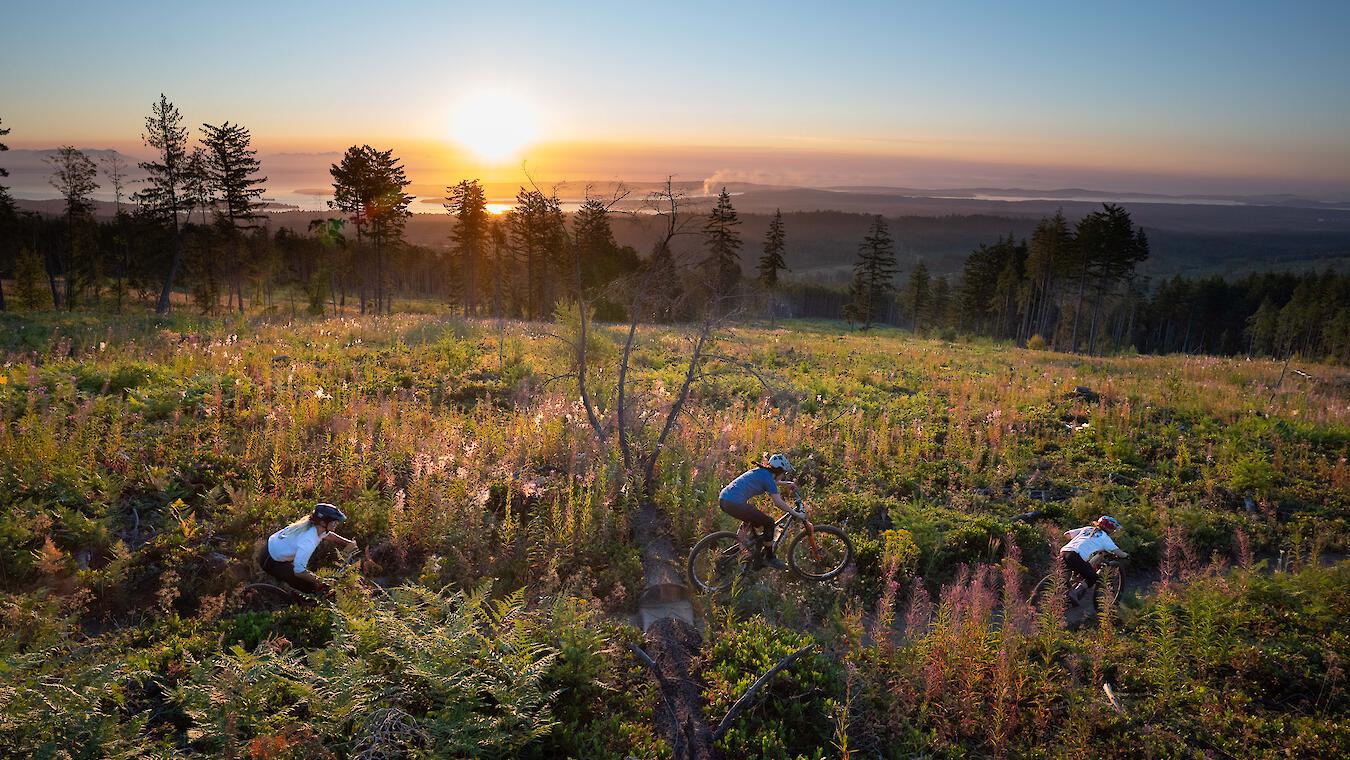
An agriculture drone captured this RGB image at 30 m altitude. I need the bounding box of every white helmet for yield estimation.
[767,453,794,473]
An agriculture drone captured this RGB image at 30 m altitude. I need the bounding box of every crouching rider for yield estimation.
[259,503,357,594]
[1059,515,1128,606]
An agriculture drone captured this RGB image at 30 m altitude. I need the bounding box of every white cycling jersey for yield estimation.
[1060,526,1121,561]
[268,521,329,574]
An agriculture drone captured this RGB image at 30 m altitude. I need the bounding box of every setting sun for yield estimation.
[450,89,538,163]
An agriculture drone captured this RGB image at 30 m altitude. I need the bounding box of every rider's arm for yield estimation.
[323,531,357,550]
[1103,534,1127,558]
[769,491,798,514]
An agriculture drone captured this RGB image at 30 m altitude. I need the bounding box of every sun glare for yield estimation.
[451,90,538,163]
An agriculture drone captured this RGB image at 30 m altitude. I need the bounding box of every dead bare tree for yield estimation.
[531,175,808,758]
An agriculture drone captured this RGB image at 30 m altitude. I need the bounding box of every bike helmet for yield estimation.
[766,453,794,473]
[1097,515,1121,531]
[313,503,347,523]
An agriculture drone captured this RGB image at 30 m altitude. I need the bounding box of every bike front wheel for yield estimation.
[688,531,748,593]
[787,525,854,580]
[1096,563,1125,613]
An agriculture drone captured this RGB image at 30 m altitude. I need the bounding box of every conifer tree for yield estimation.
[508,189,565,319]
[1023,210,1074,345]
[702,187,743,299]
[931,275,952,330]
[445,179,489,315]
[0,117,12,215]
[134,94,191,314]
[202,121,266,312]
[202,121,266,226]
[0,118,10,311]
[330,145,412,314]
[904,259,932,332]
[1072,203,1148,353]
[644,240,683,322]
[845,215,897,330]
[182,146,213,225]
[758,208,788,324]
[13,246,49,310]
[46,146,99,308]
[571,197,638,319]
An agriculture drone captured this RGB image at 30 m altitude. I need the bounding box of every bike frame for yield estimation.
[750,497,822,563]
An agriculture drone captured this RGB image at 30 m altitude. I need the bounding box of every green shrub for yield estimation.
[702,616,841,759]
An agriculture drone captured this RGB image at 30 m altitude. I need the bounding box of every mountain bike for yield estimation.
[238,544,367,611]
[688,495,854,593]
[1028,553,1125,620]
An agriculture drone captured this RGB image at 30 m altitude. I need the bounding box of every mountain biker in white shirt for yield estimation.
[1059,515,1128,606]
[260,503,357,594]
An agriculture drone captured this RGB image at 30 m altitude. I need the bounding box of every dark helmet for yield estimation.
[313,503,347,522]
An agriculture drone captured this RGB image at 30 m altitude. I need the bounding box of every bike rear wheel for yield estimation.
[688,531,748,593]
[787,525,853,580]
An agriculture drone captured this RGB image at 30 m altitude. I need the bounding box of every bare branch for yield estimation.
[643,317,714,492]
[712,643,815,741]
[629,642,660,674]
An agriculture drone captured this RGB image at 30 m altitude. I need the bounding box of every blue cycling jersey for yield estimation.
[719,467,779,504]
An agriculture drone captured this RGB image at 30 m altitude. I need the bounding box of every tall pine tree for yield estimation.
[702,187,743,300]
[202,121,267,312]
[572,197,638,319]
[202,121,266,226]
[0,117,12,215]
[134,95,191,314]
[758,208,788,324]
[0,118,11,311]
[903,260,931,332]
[1022,210,1074,346]
[1074,204,1148,353]
[445,179,489,315]
[330,145,412,314]
[46,146,99,308]
[509,189,565,320]
[844,215,897,330]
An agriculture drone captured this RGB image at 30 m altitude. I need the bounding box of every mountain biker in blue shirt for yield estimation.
[719,453,796,570]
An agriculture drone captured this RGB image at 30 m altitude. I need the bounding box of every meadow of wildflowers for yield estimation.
[0,310,1346,757]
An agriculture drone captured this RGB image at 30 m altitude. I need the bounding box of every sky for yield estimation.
[3,0,1349,199]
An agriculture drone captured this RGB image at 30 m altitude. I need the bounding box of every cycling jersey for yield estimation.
[719,467,779,504]
[1060,526,1120,561]
[268,522,328,574]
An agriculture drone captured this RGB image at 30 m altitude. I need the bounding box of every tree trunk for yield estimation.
[156,216,183,315]
[46,252,62,310]
[1070,255,1088,352]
